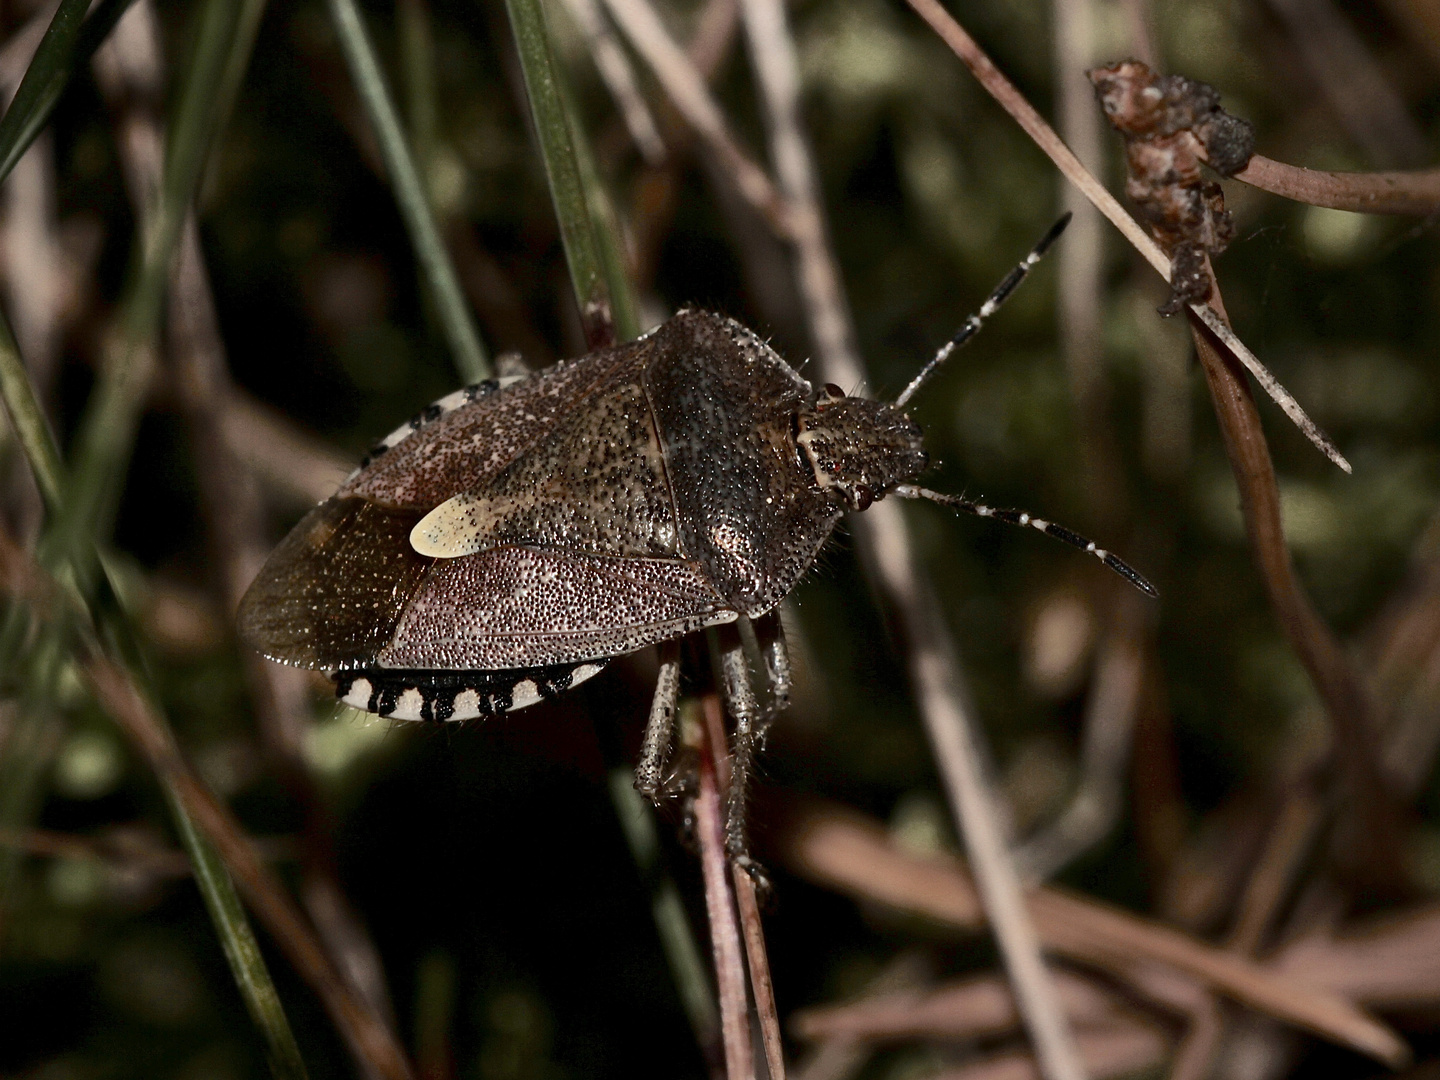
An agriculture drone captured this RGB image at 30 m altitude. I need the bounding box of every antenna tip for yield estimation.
[1039,213,1072,252]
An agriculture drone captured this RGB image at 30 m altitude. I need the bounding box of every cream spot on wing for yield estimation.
[411,493,488,557]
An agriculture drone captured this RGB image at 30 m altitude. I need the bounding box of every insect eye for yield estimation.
[851,486,874,512]
[822,383,845,401]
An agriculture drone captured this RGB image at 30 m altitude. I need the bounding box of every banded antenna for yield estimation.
[894,213,1072,409]
[894,484,1158,597]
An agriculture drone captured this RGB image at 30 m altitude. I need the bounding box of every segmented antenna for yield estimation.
[893,483,1158,597]
[893,213,1073,410]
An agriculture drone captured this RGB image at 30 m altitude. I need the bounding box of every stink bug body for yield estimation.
[238,218,1153,864]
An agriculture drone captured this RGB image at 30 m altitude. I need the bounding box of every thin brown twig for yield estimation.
[1184,276,1405,897]
[735,0,1088,1075]
[82,654,416,1080]
[694,695,757,1080]
[555,0,666,164]
[851,505,1091,1080]
[1230,155,1440,215]
[900,0,1351,473]
[598,0,790,235]
[773,799,1410,1067]
[700,692,786,1080]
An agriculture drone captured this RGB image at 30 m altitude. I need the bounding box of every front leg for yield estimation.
[717,629,763,876]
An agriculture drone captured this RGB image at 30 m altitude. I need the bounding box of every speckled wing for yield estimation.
[238,321,735,673]
[377,546,733,668]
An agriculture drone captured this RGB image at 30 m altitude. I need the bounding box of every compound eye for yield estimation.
[851,485,874,512]
[822,383,845,401]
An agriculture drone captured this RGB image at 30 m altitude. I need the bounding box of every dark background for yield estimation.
[2,0,1439,1075]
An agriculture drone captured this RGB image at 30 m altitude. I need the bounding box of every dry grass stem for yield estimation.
[792,969,1130,1043]
[82,654,416,1080]
[694,696,757,1080]
[1166,789,1325,1080]
[901,0,1351,473]
[1231,155,1440,214]
[598,0,789,234]
[733,865,785,1079]
[699,690,785,1080]
[555,0,665,164]
[851,504,1089,1080]
[799,972,1171,1080]
[1051,0,1109,481]
[735,0,1088,1074]
[775,799,1410,1067]
[737,0,861,388]
[221,393,354,506]
[1016,608,1147,882]
[1184,285,1402,891]
[625,0,739,288]
[0,1,56,85]
[926,1024,1167,1080]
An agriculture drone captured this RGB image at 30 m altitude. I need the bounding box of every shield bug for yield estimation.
[238,215,1154,866]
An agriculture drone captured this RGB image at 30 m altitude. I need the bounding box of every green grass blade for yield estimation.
[0,0,90,182]
[171,790,310,1080]
[57,0,264,554]
[0,0,139,188]
[397,0,439,178]
[326,0,491,383]
[0,312,62,512]
[0,0,314,1069]
[566,91,639,340]
[504,0,620,343]
[508,0,714,1050]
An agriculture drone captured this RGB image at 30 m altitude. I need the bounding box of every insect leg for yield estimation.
[748,610,792,738]
[634,640,681,801]
[717,628,765,879]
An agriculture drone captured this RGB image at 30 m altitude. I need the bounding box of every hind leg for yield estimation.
[718,614,792,883]
[634,641,681,801]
